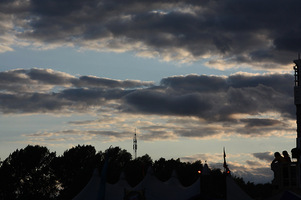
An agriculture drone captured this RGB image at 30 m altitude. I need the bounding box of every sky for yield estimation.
[1,0,301,184]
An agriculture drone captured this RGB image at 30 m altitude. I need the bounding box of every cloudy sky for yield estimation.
[1,0,301,183]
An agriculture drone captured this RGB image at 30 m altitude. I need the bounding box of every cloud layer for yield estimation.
[1,0,301,69]
[0,68,296,183]
[0,68,296,139]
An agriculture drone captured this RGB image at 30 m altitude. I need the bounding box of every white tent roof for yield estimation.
[226,176,253,200]
[73,169,101,200]
[73,167,253,200]
[73,167,200,200]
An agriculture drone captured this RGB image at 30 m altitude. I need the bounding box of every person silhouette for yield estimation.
[282,150,291,163]
[271,152,285,188]
[271,152,285,165]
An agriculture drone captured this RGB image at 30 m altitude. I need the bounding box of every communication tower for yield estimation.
[133,129,137,159]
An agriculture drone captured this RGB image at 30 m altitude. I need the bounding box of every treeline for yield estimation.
[0,145,273,199]
[0,145,205,199]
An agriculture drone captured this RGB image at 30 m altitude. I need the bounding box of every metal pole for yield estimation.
[293,58,301,188]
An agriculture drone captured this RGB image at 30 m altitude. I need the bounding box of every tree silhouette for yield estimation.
[52,144,101,200]
[153,158,182,182]
[0,145,275,199]
[153,158,203,186]
[177,160,203,186]
[105,146,132,184]
[124,154,153,186]
[0,145,58,199]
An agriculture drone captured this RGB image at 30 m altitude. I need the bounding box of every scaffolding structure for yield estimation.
[292,56,301,188]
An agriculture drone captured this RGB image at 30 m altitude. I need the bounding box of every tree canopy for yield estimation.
[0,144,273,199]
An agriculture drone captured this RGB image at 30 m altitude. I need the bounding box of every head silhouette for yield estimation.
[282,150,289,157]
[274,152,281,158]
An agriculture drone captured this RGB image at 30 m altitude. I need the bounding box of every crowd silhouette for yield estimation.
[270,150,293,189]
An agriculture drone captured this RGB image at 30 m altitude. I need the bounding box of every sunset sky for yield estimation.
[1,0,301,183]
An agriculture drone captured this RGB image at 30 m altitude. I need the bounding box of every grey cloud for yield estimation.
[60,88,131,103]
[0,68,296,139]
[87,130,131,139]
[68,119,99,125]
[0,68,74,93]
[0,68,153,93]
[160,74,228,93]
[139,130,175,141]
[122,73,295,138]
[227,74,293,96]
[0,68,149,113]
[175,127,221,138]
[27,129,131,141]
[25,68,75,85]
[0,92,69,114]
[222,85,285,116]
[124,74,294,122]
[161,73,293,96]
[241,118,283,128]
[74,76,153,89]
[123,89,213,116]
[1,0,301,67]
[246,160,261,166]
[253,152,274,162]
[0,70,34,92]
[233,118,291,136]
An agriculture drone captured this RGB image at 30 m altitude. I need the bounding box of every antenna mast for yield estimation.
[133,129,137,159]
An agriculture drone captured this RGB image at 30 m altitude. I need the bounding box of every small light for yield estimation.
[198,170,201,174]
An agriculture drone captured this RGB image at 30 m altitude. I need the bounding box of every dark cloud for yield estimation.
[246,160,261,167]
[59,88,130,104]
[124,73,294,122]
[0,68,74,93]
[175,127,220,138]
[160,74,228,93]
[87,130,131,139]
[2,0,301,67]
[233,118,290,136]
[0,92,69,114]
[227,74,293,96]
[27,129,131,141]
[74,76,153,89]
[253,152,274,162]
[139,130,175,141]
[123,89,213,116]
[0,68,296,138]
[0,68,153,92]
[241,118,283,128]
[0,68,151,113]
[25,68,75,85]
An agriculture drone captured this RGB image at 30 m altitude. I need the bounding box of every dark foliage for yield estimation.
[232,176,275,199]
[0,144,274,199]
[52,145,101,200]
[0,145,57,199]
[124,154,153,187]
[105,147,132,184]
